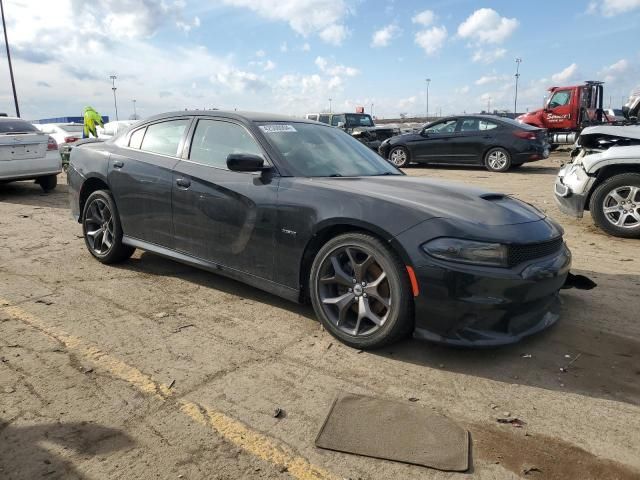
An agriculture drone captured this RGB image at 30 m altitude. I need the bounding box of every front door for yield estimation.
[411,119,458,162]
[108,118,191,248]
[171,118,279,281]
[545,89,574,130]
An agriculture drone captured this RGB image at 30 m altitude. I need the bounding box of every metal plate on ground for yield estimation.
[315,393,470,472]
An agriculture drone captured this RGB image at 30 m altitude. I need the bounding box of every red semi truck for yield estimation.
[517,81,610,147]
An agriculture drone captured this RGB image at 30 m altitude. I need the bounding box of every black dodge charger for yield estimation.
[68,111,570,349]
[379,115,549,171]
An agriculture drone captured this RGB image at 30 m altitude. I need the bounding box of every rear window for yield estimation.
[0,119,39,134]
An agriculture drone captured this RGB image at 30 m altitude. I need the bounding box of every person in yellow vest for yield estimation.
[83,106,104,138]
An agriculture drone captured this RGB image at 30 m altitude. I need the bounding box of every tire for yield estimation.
[484,147,512,172]
[37,174,57,192]
[82,189,135,263]
[309,232,413,349]
[589,173,640,238]
[388,146,410,168]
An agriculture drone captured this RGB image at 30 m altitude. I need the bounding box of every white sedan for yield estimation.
[36,122,84,145]
[0,117,61,192]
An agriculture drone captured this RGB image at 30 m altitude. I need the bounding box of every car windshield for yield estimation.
[258,122,401,177]
[0,119,39,134]
[345,114,374,127]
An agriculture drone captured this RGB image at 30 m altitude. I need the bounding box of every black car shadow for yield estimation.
[114,253,640,407]
[0,180,69,209]
[0,421,134,480]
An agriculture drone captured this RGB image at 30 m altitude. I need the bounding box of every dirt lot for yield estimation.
[1,152,639,480]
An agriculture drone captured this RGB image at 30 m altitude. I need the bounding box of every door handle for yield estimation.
[113,160,124,168]
[176,178,191,188]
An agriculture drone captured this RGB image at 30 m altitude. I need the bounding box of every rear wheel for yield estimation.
[309,233,413,349]
[484,147,512,172]
[82,190,135,263]
[37,174,57,192]
[388,146,410,168]
[589,173,640,238]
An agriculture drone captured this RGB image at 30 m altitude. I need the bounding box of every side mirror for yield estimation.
[420,129,429,137]
[337,121,345,128]
[227,153,268,172]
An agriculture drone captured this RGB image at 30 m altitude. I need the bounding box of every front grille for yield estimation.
[507,237,564,266]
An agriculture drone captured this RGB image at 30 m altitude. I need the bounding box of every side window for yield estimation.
[425,119,457,134]
[331,115,345,127]
[189,119,263,169]
[459,119,479,132]
[479,120,498,130]
[548,91,571,108]
[318,115,330,124]
[128,127,146,149]
[140,119,190,156]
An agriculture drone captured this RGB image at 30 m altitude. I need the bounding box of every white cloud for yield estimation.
[280,42,289,52]
[412,10,435,26]
[263,60,276,71]
[472,48,507,64]
[255,49,266,57]
[302,43,311,51]
[319,24,350,46]
[221,0,351,45]
[371,24,400,47]
[475,74,509,85]
[414,26,447,56]
[457,86,470,94]
[599,59,629,82]
[176,16,201,33]
[551,63,578,83]
[588,0,640,16]
[314,56,359,77]
[457,8,519,44]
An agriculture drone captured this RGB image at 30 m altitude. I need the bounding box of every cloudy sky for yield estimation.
[1,0,639,121]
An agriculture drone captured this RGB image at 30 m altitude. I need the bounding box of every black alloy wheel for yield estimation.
[82,190,135,263]
[310,233,413,349]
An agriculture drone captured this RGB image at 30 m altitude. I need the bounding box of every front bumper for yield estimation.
[412,245,571,347]
[553,163,593,218]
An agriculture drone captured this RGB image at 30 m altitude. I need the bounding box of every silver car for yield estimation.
[0,117,61,191]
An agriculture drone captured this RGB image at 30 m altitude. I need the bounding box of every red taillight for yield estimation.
[513,130,537,140]
[47,136,58,151]
[64,136,79,143]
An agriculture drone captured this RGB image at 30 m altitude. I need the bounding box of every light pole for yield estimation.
[110,74,119,121]
[371,103,374,117]
[425,78,431,119]
[514,57,522,115]
[1,0,20,117]
[328,98,332,113]
[487,97,492,113]
[132,99,137,119]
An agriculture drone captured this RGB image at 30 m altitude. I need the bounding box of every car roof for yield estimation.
[142,110,319,125]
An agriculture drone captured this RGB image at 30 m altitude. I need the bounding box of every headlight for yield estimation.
[422,238,508,267]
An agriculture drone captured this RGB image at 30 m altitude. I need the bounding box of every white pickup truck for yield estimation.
[0,117,61,192]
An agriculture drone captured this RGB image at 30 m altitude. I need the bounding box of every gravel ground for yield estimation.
[1,151,639,480]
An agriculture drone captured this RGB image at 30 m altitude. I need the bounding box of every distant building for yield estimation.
[32,116,109,124]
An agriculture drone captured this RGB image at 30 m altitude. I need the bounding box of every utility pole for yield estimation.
[328,98,332,113]
[132,99,137,119]
[487,97,492,113]
[514,57,522,115]
[1,0,20,117]
[110,74,119,121]
[425,78,431,120]
[371,103,374,117]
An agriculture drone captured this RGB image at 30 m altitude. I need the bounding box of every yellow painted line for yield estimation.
[1,298,337,480]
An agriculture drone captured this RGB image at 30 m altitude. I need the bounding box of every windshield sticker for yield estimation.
[260,124,297,133]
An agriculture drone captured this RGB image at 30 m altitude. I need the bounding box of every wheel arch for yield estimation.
[298,219,412,303]
[78,176,110,222]
[585,164,640,211]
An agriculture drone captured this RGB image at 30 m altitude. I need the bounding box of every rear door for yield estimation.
[411,119,458,162]
[108,118,191,248]
[450,118,499,163]
[171,118,278,280]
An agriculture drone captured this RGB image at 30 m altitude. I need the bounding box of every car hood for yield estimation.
[311,176,545,226]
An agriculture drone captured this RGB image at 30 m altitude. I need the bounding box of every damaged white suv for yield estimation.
[555,125,640,238]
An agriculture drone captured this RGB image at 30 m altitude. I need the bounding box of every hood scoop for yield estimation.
[480,193,507,201]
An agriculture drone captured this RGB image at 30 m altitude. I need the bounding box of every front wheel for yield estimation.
[388,146,410,168]
[82,190,135,263]
[309,233,413,349]
[484,147,512,172]
[589,173,640,238]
